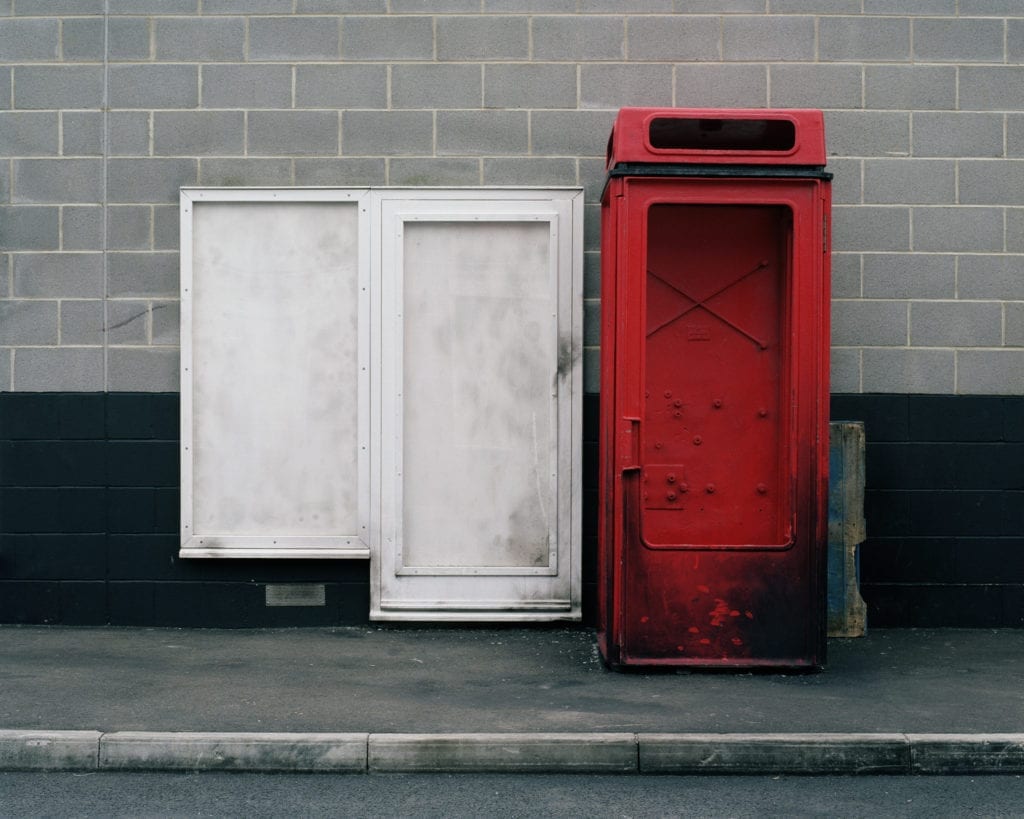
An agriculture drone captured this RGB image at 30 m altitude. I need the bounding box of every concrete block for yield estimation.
[0,206,59,251]
[249,16,340,61]
[909,735,1024,774]
[0,18,59,61]
[13,66,104,110]
[911,301,1003,347]
[831,109,913,158]
[959,67,1024,112]
[0,301,58,345]
[61,17,104,61]
[863,253,955,300]
[484,0,574,10]
[771,0,861,10]
[532,16,625,61]
[107,206,152,251]
[297,0,386,10]
[203,0,290,10]
[865,66,956,111]
[1006,304,1024,348]
[769,64,862,109]
[106,300,151,345]
[831,253,861,299]
[625,15,719,62]
[913,207,1003,253]
[109,65,198,109]
[639,734,909,775]
[63,111,103,157]
[294,158,386,186]
[531,110,616,157]
[14,0,104,12]
[13,253,104,297]
[0,162,8,201]
[960,161,1024,206]
[958,255,1024,300]
[107,252,178,297]
[828,158,862,206]
[675,64,768,108]
[151,300,179,345]
[153,206,180,250]
[831,206,910,252]
[583,299,600,347]
[830,347,861,393]
[862,348,955,393]
[580,64,672,110]
[865,0,954,12]
[107,159,197,204]
[13,159,103,205]
[832,299,908,347]
[153,111,245,157]
[914,18,1005,63]
[201,65,292,109]
[62,206,104,251]
[0,68,9,110]
[248,111,339,157]
[957,351,1024,394]
[341,16,433,61]
[819,16,909,62]
[388,158,479,186]
[60,300,105,346]
[437,16,528,61]
[1011,21,1024,64]
[13,347,104,391]
[437,110,528,156]
[482,158,576,187]
[1009,210,1024,253]
[295,65,387,109]
[484,64,576,110]
[342,111,432,156]
[863,160,955,205]
[108,17,150,61]
[583,250,600,299]
[582,0,670,8]
[1010,115,1024,158]
[391,0,478,10]
[579,157,606,200]
[108,0,196,12]
[368,733,637,773]
[0,731,100,771]
[913,113,1003,159]
[722,16,815,61]
[198,158,293,187]
[0,112,58,157]
[584,202,600,252]
[391,64,482,110]
[106,348,180,392]
[100,732,367,772]
[107,112,151,157]
[155,17,245,62]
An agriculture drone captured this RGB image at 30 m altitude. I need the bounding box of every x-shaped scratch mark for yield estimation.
[646,259,771,350]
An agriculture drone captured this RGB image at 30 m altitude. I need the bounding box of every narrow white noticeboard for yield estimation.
[180,187,583,622]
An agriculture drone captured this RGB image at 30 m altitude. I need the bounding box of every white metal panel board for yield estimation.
[373,188,584,621]
[180,189,370,559]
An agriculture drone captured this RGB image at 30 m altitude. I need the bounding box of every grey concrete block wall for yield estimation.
[0,4,1022,395]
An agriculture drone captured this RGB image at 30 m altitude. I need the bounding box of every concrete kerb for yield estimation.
[2,731,1023,774]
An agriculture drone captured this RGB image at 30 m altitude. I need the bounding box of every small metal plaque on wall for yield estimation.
[265,584,327,607]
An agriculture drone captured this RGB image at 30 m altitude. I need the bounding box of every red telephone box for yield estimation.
[598,109,832,669]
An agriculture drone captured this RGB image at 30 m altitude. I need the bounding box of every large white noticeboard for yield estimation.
[180,188,583,621]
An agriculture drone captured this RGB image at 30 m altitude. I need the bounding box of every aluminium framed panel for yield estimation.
[179,187,372,559]
[371,188,584,621]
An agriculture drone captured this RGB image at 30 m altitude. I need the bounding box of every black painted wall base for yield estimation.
[1,392,1021,627]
